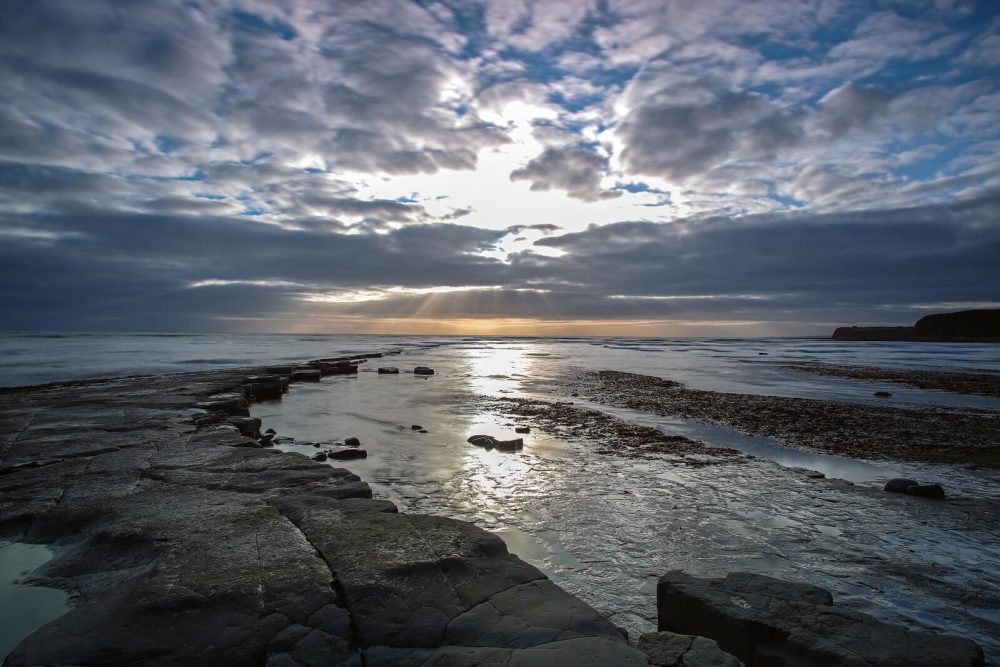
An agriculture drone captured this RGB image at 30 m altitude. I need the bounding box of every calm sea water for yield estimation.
[2,331,998,390]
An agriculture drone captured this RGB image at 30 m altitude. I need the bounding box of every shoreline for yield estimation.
[0,356,646,665]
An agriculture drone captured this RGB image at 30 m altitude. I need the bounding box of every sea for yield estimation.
[1,332,999,661]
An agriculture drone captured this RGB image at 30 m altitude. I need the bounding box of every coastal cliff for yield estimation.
[833,308,1000,342]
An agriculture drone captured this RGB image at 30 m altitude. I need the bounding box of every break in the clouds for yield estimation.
[1,1,998,334]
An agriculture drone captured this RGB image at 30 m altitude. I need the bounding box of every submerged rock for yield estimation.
[637,630,743,667]
[411,424,423,430]
[312,452,328,462]
[413,366,435,375]
[884,478,919,493]
[657,571,984,666]
[378,367,399,374]
[328,448,368,461]
[874,391,893,397]
[344,437,361,447]
[906,483,946,499]
[515,426,531,434]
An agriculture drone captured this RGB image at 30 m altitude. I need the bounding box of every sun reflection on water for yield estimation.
[464,344,533,395]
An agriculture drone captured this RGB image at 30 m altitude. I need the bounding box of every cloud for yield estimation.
[510,146,622,201]
[2,193,997,331]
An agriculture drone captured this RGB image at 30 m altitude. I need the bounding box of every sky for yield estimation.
[1,0,998,336]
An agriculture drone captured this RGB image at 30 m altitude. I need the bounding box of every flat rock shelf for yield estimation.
[0,367,646,666]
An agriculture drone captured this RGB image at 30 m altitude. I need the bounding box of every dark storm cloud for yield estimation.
[2,194,997,329]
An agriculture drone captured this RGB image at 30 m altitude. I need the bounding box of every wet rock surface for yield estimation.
[786,363,1000,399]
[657,571,985,666]
[637,630,742,667]
[474,395,746,464]
[576,371,1000,466]
[0,368,645,665]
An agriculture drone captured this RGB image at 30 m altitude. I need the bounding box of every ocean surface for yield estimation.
[2,332,999,661]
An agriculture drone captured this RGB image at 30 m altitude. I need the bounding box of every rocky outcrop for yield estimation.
[832,308,1000,342]
[657,571,984,666]
[0,367,646,666]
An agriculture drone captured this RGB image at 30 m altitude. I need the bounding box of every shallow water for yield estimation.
[255,340,1000,661]
[0,543,69,660]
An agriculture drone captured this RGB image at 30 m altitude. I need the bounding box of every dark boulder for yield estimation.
[495,438,524,452]
[264,365,294,375]
[226,417,262,439]
[515,426,531,434]
[657,571,983,666]
[467,435,496,450]
[344,437,361,447]
[378,367,399,374]
[312,452,328,462]
[884,478,918,493]
[329,449,368,461]
[411,425,423,430]
[244,378,286,401]
[906,483,946,499]
[414,367,435,375]
[873,391,892,397]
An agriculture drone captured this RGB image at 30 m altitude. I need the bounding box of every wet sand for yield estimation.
[785,363,1000,398]
[568,370,1000,467]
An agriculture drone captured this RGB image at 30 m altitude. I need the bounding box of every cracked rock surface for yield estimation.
[0,369,646,666]
[657,570,985,666]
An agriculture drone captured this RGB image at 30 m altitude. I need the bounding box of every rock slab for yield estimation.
[637,630,743,666]
[657,571,984,667]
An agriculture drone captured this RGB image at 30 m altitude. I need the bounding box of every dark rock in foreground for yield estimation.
[637,630,742,667]
[0,366,645,666]
[657,571,984,666]
[832,308,1000,342]
[414,366,435,375]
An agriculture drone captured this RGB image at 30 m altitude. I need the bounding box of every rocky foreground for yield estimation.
[0,366,647,666]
